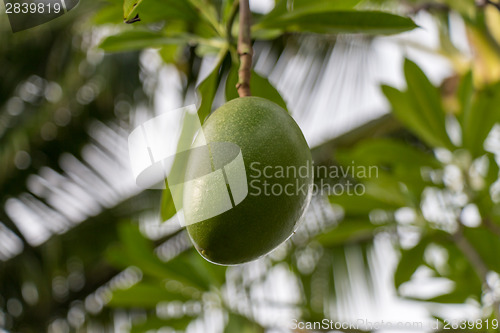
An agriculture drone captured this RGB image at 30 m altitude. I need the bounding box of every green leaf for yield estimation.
[474,153,499,213]
[315,219,379,247]
[161,108,208,223]
[123,0,198,24]
[196,49,228,124]
[255,11,418,35]
[224,313,264,333]
[338,138,440,169]
[330,193,399,216]
[403,59,453,149]
[187,0,222,35]
[109,283,193,308]
[107,224,213,291]
[195,43,225,57]
[160,187,176,222]
[462,81,500,157]
[159,44,180,64]
[463,226,500,273]
[123,0,143,22]
[155,250,225,291]
[106,225,186,283]
[252,30,284,41]
[382,85,445,149]
[130,316,196,333]
[485,153,499,187]
[336,138,441,197]
[258,0,363,25]
[99,30,191,52]
[93,2,123,25]
[133,249,225,290]
[225,67,288,111]
[411,232,484,304]
[456,70,474,128]
[441,0,477,21]
[419,289,471,303]
[363,174,409,207]
[394,240,429,289]
[187,252,227,288]
[419,259,481,304]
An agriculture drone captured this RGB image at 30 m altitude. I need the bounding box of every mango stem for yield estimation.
[236,0,252,97]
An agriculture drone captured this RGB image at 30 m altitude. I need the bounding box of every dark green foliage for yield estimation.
[3,0,500,332]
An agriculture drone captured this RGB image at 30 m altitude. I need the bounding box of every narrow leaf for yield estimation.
[160,187,176,222]
[107,224,212,290]
[123,0,197,24]
[462,81,500,157]
[196,49,228,124]
[123,0,144,22]
[403,59,453,149]
[255,11,418,35]
[259,0,363,25]
[382,85,445,148]
[99,30,190,52]
[394,240,429,289]
[316,220,379,247]
[330,193,399,216]
[224,313,264,333]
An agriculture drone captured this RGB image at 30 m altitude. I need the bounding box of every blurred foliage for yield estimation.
[2,0,500,332]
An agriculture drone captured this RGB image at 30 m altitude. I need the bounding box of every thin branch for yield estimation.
[453,222,500,319]
[452,225,489,281]
[483,218,500,238]
[236,0,252,97]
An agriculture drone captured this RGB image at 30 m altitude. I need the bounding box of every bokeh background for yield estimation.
[2,0,500,332]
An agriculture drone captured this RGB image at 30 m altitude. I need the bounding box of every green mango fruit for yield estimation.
[183,97,313,265]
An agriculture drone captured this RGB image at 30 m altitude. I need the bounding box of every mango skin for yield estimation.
[183,97,313,265]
